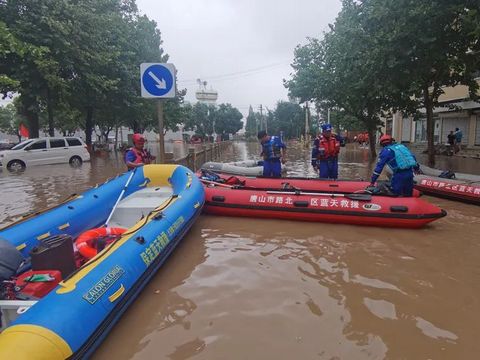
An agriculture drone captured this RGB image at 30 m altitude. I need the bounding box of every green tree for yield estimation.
[0,1,73,137]
[184,102,211,138]
[286,2,385,156]
[270,101,303,139]
[213,103,243,135]
[360,0,480,165]
[287,0,480,161]
[0,103,24,141]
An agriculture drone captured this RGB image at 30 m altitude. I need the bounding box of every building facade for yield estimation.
[384,80,480,148]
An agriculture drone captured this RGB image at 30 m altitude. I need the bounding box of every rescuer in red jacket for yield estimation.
[311,124,340,179]
[124,133,156,170]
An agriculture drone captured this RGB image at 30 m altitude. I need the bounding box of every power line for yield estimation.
[178,61,291,84]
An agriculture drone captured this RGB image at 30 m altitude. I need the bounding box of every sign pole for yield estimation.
[140,62,176,164]
[157,99,165,163]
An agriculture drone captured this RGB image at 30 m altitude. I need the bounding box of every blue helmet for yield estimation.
[321,123,332,132]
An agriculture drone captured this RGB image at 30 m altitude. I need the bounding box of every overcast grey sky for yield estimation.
[136,0,342,115]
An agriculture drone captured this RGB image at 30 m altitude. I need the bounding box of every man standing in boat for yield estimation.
[369,135,419,196]
[311,124,340,179]
[257,130,286,177]
[125,133,156,170]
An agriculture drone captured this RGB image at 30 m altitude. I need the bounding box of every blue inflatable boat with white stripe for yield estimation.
[0,164,204,359]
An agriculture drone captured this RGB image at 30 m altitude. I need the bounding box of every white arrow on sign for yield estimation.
[148,71,167,89]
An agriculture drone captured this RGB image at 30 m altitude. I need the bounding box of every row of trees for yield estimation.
[245,101,308,140]
[286,0,480,163]
[183,102,243,138]
[244,100,360,140]
[0,97,243,140]
[0,0,202,144]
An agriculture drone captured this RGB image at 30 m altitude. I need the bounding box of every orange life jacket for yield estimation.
[315,135,340,160]
[125,147,151,170]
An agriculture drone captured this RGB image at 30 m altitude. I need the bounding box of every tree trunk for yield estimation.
[114,125,119,151]
[26,110,39,138]
[46,88,55,137]
[85,106,94,145]
[22,96,40,138]
[423,86,435,167]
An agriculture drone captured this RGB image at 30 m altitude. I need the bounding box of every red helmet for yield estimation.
[379,134,393,146]
[132,133,145,144]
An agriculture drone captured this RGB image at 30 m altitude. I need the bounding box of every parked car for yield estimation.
[0,137,90,171]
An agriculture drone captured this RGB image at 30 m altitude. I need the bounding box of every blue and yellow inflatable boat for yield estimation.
[0,164,204,359]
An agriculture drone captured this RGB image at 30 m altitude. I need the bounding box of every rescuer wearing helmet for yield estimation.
[311,123,341,179]
[257,130,287,177]
[369,135,419,196]
[124,133,156,170]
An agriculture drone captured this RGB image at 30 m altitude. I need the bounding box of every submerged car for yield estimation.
[0,137,90,171]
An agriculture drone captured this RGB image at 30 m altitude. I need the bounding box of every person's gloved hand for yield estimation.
[365,183,376,192]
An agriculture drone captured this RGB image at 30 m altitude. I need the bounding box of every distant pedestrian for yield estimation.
[447,130,455,155]
[257,130,287,177]
[454,128,463,153]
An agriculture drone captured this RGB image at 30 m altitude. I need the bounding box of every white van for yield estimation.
[0,137,91,171]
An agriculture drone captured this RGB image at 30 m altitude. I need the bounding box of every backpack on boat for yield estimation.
[224,176,245,186]
[438,170,456,179]
[389,144,417,170]
[200,169,223,183]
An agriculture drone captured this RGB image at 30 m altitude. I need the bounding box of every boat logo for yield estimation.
[362,203,382,211]
[83,265,125,304]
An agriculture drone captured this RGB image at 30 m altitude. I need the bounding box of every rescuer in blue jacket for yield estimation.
[311,124,341,179]
[369,135,419,196]
[257,130,286,177]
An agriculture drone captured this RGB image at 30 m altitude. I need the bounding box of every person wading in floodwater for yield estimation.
[257,130,287,178]
[311,123,341,179]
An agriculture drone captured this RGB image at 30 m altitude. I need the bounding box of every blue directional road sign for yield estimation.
[140,63,176,98]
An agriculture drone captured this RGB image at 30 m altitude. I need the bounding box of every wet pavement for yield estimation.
[1,142,479,359]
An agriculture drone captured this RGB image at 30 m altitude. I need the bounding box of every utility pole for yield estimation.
[157,100,165,163]
[259,104,264,131]
[304,101,310,147]
[264,106,270,133]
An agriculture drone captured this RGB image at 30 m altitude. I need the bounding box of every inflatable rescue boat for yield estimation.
[202,160,287,176]
[202,183,445,228]
[0,164,204,359]
[198,170,421,197]
[413,165,480,205]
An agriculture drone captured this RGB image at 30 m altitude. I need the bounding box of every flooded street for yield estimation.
[1,142,480,359]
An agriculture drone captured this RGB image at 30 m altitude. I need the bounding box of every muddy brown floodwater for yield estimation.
[1,142,479,359]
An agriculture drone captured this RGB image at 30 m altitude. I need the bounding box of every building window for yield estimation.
[415,119,427,142]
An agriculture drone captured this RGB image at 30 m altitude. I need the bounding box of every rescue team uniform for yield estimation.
[311,135,340,179]
[371,143,419,196]
[261,136,286,177]
[124,147,153,170]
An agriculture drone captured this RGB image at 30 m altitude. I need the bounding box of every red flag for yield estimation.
[19,123,30,138]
